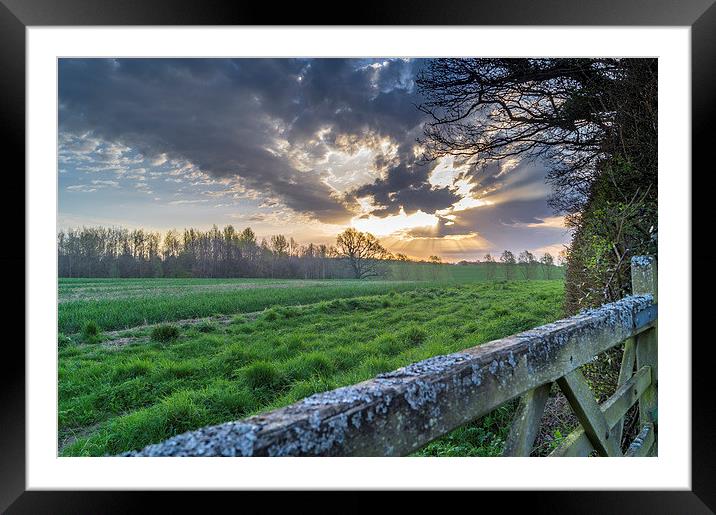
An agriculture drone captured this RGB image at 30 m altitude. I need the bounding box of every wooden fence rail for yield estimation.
[124,256,657,457]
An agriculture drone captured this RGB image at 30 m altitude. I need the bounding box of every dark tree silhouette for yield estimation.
[500,250,516,280]
[417,58,657,313]
[539,252,555,280]
[335,228,390,279]
[483,253,496,280]
[518,250,536,280]
[58,225,381,280]
[416,58,657,215]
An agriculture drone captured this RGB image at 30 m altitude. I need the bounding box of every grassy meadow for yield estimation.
[58,262,563,334]
[58,269,565,457]
[59,278,423,334]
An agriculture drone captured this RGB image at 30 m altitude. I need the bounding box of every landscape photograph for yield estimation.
[57,57,658,457]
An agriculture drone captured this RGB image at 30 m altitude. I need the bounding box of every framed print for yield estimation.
[3,0,712,510]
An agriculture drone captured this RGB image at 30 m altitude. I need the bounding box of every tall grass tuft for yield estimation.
[243,361,285,391]
[403,326,427,345]
[151,324,180,343]
[81,320,101,343]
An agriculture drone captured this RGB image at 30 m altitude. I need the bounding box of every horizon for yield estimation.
[58,58,572,262]
[56,222,565,265]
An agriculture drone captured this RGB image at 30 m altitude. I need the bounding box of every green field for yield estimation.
[58,263,563,334]
[58,275,565,457]
[59,278,430,335]
[385,261,564,283]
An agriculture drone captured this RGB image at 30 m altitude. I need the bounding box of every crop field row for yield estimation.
[58,280,565,457]
[58,279,423,334]
[59,277,310,302]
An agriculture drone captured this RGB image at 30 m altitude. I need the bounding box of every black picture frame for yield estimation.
[2,0,711,511]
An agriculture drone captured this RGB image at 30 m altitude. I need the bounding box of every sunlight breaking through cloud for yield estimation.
[351,208,439,237]
[58,58,574,261]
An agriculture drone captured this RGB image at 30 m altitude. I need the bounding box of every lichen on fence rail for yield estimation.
[122,294,656,457]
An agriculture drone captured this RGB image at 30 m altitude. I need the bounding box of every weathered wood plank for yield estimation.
[550,366,651,457]
[557,369,622,456]
[503,383,551,456]
[601,366,652,428]
[631,256,657,300]
[631,256,658,435]
[612,337,636,445]
[122,294,656,457]
[625,423,655,457]
[636,328,658,425]
[548,422,594,457]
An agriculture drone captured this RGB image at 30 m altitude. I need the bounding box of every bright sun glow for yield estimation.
[447,191,493,212]
[351,208,439,237]
[429,156,495,213]
[381,231,491,261]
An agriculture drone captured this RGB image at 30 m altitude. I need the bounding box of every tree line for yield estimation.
[57,225,560,280]
[57,225,410,280]
[58,225,344,279]
[458,250,562,280]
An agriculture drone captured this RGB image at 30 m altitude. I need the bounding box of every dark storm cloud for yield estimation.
[349,127,553,218]
[59,58,435,223]
[353,156,460,216]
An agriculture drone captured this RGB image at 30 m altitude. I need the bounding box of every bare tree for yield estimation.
[483,253,496,280]
[335,228,390,279]
[394,252,410,281]
[500,250,516,280]
[539,252,555,279]
[518,250,536,280]
[416,58,657,215]
[428,255,442,281]
[59,225,359,280]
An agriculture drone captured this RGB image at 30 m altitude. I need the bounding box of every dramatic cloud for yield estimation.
[352,141,461,216]
[58,58,572,260]
[59,58,437,223]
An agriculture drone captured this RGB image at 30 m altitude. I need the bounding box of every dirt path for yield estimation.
[97,309,267,348]
[58,421,104,455]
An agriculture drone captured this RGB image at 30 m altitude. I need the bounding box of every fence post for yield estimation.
[631,255,658,454]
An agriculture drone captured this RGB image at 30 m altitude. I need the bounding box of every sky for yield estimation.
[58,58,572,262]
